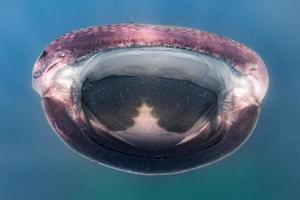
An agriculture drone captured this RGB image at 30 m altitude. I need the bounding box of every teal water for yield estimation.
[1,0,300,199]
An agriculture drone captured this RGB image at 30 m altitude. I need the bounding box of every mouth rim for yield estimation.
[61,47,254,155]
[36,46,259,156]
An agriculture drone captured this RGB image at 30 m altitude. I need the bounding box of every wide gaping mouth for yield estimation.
[46,47,250,151]
[75,47,244,150]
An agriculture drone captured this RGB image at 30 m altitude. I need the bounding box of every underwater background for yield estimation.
[1,0,300,199]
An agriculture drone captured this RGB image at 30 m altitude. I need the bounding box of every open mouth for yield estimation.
[32,24,268,174]
[50,47,248,152]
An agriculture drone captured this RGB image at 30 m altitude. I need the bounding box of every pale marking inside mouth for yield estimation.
[43,47,254,149]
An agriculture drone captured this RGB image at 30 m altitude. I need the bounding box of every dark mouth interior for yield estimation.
[81,75,217,133]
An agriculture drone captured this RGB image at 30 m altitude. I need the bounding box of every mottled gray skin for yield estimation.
[32,23,268,174]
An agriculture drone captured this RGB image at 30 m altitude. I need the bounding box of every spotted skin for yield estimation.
[33,24,268,94]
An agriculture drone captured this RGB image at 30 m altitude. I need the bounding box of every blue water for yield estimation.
[1,0,300,199]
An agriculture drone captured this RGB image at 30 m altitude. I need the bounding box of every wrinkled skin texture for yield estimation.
[33,24,268,174]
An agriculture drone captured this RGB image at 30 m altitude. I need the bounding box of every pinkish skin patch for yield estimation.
[32,23,268,97]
